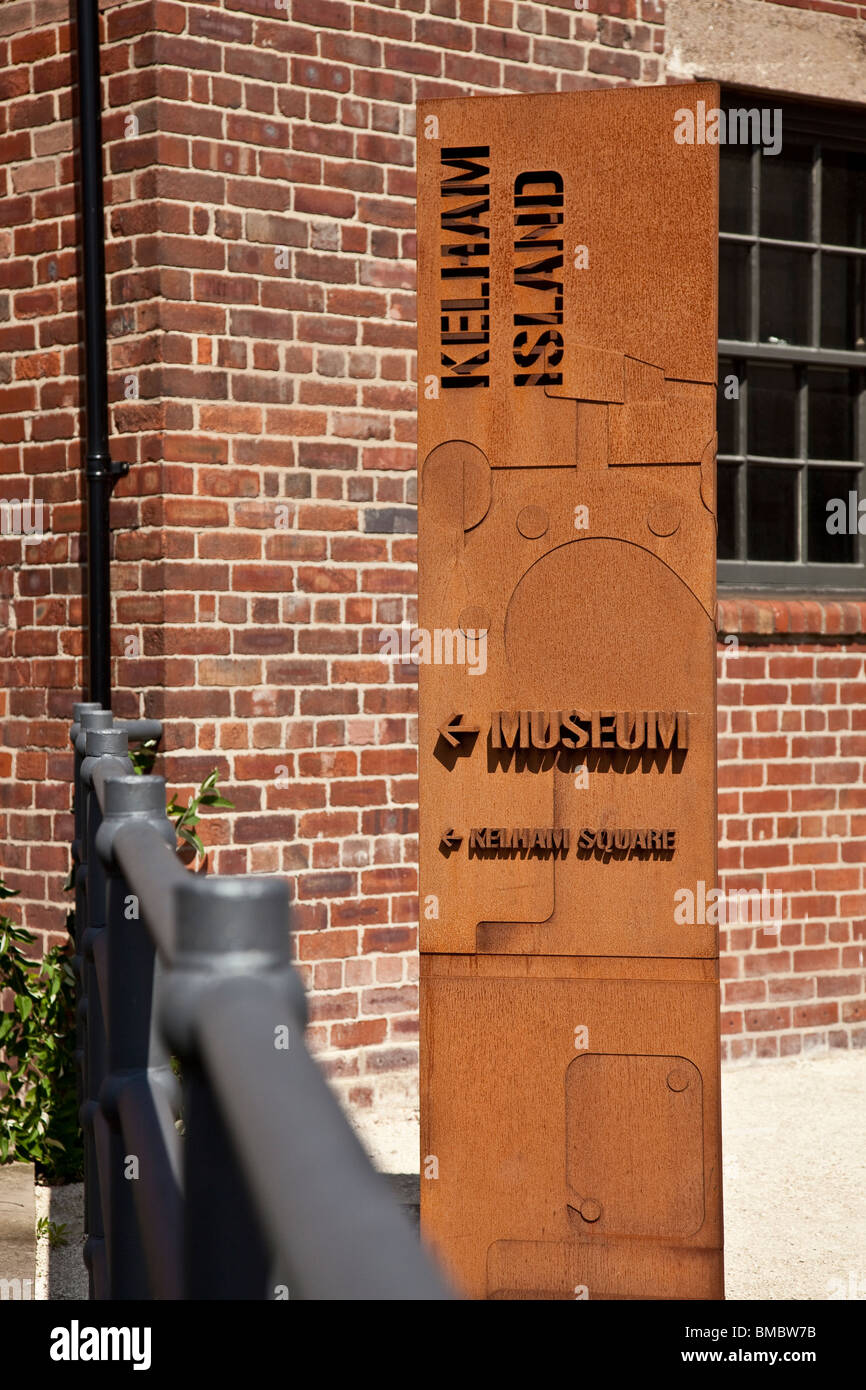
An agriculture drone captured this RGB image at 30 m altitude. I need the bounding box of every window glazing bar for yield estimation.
[719,340,866,368]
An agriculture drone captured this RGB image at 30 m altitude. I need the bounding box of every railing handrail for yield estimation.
[71,703,451,1301]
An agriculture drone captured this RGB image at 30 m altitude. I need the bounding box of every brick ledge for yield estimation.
[716,597,866,639]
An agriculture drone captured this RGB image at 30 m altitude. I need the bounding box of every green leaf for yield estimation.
[129,740,158,776]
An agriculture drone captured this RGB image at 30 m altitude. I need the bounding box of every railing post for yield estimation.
[95,773,184,1300]
[75,708,117,1298]
[166,879,451,1300]
[79,722,129,1298]
[74,708,114,1007]
[71,703,103,988]
[163,877,298,1299]
[69,701,101,1269]
[73,710,113,992]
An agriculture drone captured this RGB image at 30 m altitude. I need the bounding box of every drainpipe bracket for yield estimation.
[85,456,130,484]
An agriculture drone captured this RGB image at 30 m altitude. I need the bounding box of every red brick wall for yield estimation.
[717,602,866,1060]
[1,0,95,936]
[1,1,864,1144]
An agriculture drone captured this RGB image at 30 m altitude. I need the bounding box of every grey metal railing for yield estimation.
[70,703,449,1300]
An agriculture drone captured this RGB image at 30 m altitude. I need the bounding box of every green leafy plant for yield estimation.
[1,761,233,1182]
[36,1215,69,1248]
[0,881,82,1181]
[128,739,158,777]
[167,769,233,861]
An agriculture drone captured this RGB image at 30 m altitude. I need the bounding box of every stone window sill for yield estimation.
[716,597,866,639]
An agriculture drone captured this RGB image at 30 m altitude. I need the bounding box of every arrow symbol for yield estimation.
[438,713,480,748]
[440,829,462,851]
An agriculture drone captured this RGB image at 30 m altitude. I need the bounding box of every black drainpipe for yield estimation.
[77,0,127,706]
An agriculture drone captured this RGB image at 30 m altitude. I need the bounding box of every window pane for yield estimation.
[718,463,738,559]
[807,466,860,564]
[748,364,797,457]
[720,147,752,235]
[808,369,857,460]
[760,144,812,242]
[760,247,812,345]
[822,150,866,249]
[747,465,799,561]
[719,241,750,340]
[820,254,866,351]
[717,358,738,454]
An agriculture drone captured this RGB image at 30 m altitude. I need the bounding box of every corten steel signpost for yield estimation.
[417,84,723,1301]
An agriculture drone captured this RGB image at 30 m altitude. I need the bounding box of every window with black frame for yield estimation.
[717,95,866,590]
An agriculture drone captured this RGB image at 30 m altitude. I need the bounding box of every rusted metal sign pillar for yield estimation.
[417,84,723,1300]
